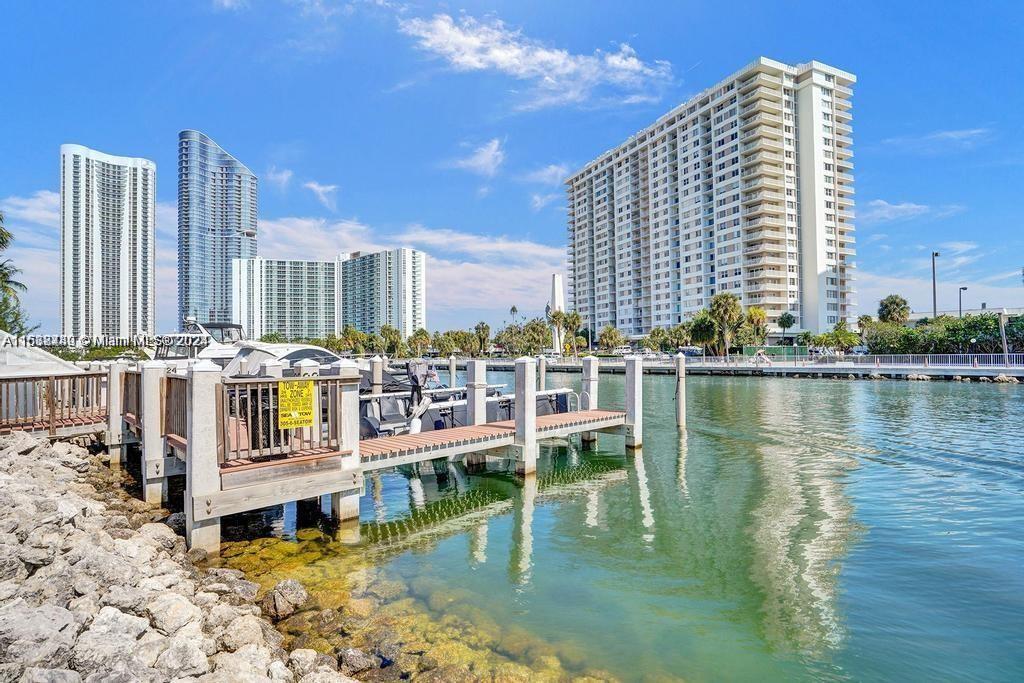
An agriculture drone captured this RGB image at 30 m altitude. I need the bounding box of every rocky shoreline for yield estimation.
[0,432,382,682]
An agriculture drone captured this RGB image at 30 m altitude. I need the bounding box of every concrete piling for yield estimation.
[513,357,538,475]
[625,356,643,449]
[580,356,599,448]
[675,353,686,429]
[184,360,222,553]
[140,360,168,504]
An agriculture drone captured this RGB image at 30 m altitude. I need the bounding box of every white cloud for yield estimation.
[399,13,673,110]
[529,193,560,211]
[448,138,505,178]
[303,181,339,210]
[522,163,569,185]
[264,166,294,190]
[0,190,59,228]
[881,127,992,153]
[258,216,384,259]
[396,224,563,263]
[860,199,965,225]
[212,0,248,10]
[938,241,978,256]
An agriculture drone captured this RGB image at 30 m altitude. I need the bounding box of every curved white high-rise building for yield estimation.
[60,144,156,338]
[177,130,257,327]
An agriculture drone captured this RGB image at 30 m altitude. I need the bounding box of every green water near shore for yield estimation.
[216,374,1024,681]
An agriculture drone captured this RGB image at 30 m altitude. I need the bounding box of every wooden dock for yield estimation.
[0,355,643,553]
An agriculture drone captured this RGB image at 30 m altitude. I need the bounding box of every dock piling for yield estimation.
[675,353,686,429]
[625,356,643,449]
[140,360,168,504]
[538,356,546,391]
[184,360,222,553]
[513,357,538,475]
[370,356,383,395]
[580,356,599,448]
[448,355,458,388]
[105,361,127,466]
[330,360,362,524]
[466,360,488,469]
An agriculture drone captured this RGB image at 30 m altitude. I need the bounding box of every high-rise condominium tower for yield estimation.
[566,57,856,338]
[339,249,426,338]
[60,144,155,338]
[177,130,257,327]
[231,256,343,341]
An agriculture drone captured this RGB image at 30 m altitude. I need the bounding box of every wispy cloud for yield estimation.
[860,199,965,225]
[447,138,505,178]
[303,180,339,210]
[212,0,247,10]
[264,166,294,190]
[396,224,563,262]
[0,190,59,227]
[529,193,560,211]
[858,269,1024,316]
[522,163,570,185]
[881,127,992,154]
[398,13,673,110]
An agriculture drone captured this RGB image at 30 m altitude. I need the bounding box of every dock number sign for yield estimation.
[278,380,315,430]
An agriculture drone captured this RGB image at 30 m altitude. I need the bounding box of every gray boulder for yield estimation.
[260,580,309,621]
[0,601,81,669]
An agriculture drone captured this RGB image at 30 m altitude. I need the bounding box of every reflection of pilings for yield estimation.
[632,448,655,544]
[408,476,426,510]
[448,462,469,493]
[470,520,488,564]
[509,473,537,587]
[677,433,689,499]
[361,488,508,545]
[585,486,600,528]
[372,473,386,523]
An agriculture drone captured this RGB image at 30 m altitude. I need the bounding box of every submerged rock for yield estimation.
[262,579,311,620]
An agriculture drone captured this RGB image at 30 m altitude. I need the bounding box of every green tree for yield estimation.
[777,311,796,345]
[379,324,403,356]
[878,294,911,325]
[689,311,717,354]
[509,305,519,325]
[521,318,551,355]
[708,293,744,356]
[0,294,36,335]
[564,310,583,357]
[668,322,691,350]
[548,310,566,354]
[432,331,456,357]
[259,331,286,343]
[643,327,669,352]
[738,306,769,347]
[473,321,490,356]
[409,328,431,356]
[597,324,625,352]
[824,320,859,351]
[366,333,385,354]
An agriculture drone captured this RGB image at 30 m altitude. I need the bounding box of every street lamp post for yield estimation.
[959,286,968,318]
[931,251,940,319]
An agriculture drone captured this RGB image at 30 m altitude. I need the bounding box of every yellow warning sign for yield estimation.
[278,380,314,430]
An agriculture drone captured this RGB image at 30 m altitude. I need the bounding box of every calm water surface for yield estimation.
[221,374,1024,681]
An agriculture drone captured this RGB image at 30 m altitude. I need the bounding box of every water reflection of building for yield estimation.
[746,379,859,654]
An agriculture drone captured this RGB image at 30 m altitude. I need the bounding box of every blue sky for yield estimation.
[2,0,1023,334]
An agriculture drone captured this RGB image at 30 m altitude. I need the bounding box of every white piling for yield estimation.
[580,355,599,447]
[624,355,643,449]
[140,360,168,504]
[448,355,458,388]
[514,357,538,475]
[538,356,546,391]
[675,353,686,429]
[466,360,488,426]
[330,360,362,523]
[105,361,128,465]
[184,360,222,553]
[370,355,383,395]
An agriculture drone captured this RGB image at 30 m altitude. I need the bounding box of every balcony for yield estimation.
[833,84,853,97]
[746,228,787,243]
[740,112,782,130]
[836,172,854,183]
[835,145,853,158]
[744,203,784,220]
[742,190,784,205]
[746,267,787,280]
[739,72,783,93]
[744,255,788,267]
[741,151,784,167]
[745,214,785,228]
[744,241,786,255]
[740,85,783,106]
[742,175,784,191]
[742,136,784,153]
[741,125,784,142]
[738,97,783,116]
[835,134,853,146]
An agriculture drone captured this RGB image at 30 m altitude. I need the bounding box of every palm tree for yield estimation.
[549,310,566,354]
[709,293,743,356]
[409,328,431,356]
[564,310,583,357]
[0,210,11,251]
[509,305,519,325]
[473,321,490,356]
[689,311,717,356]
[0,260,26,300]
[878,294,910,325]
[777,311,796,345]
[597,325,624,352]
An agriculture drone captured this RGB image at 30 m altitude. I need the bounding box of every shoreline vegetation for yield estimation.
[0,432,615,682]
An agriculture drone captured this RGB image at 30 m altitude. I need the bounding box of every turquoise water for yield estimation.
[224,373,1024,681]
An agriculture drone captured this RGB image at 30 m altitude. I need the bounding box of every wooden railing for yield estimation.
[0,372,107,436]
[218,376,349,465]
[123,369,141,424]
[163,374,188,450]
